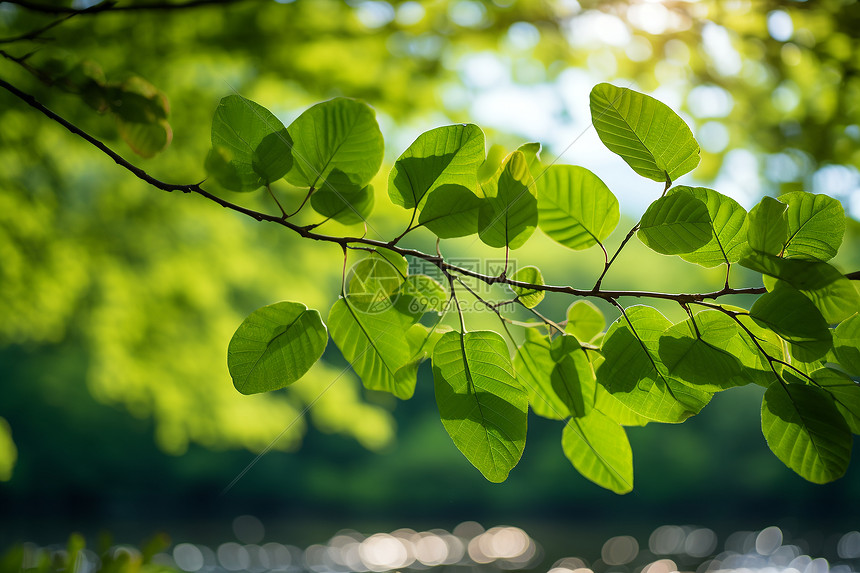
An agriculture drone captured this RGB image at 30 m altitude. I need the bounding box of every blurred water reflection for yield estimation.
[10,521,860,573]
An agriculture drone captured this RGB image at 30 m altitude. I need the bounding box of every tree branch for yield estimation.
[8,76,859,310]
[1,0,243,15]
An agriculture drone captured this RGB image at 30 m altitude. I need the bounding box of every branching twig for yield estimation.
[5,78,858,314]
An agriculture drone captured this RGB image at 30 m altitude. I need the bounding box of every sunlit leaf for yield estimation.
[328,298,421,399]
[478,151,538,249]
[510,265,544,308]
[433,330,528,482]
[761,381,851,484]
[781,191,845,261]
[812,367,860,434]
[207,95,292,192]
[286,97,383,190]
[747,196,788,256]
[597,306,712,423]
[834,313,860,376]
[594,385,650,427]
[550,335,596,418]
[227,301,327,395]
[589,83,700,182]
[537,165,619,250]
[740,252,860,324]
[418,184,482,238]
[310,184,374,224]
[658,312,746,392]
[565,300,605,342]
[562,410,633,494]
[637,191,712,255]
[514,329,567,420]
[397,274,447,314]
[667,186,749,267]
[388,124,484,209]
[750,281,832,361]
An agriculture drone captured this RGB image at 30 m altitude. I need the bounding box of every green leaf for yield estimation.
[310,184,374,225]
[739,251,859,323]
[110,77,173,158]
[227,301,327,395]
[477,143,506,183]
[510,266,544,308]
[562,410,633,494]
[537,165,619,250]
[418,184,482,239]
[747,196,788,256]
[514,330,567,420]
[667,186,749,267]
[388,124,484,210]
[658,312,746,393]
[478,151,538,249]
[812,368,860,434]
[207,95,293,192]
[433,330,528,483]
[750,281,832,361]
[637,191,712,255]
[286,97,384,190]
[551,335,597,418]
[711,307,785,388]
[834,313,860,376]
[761,381,852,484]
[594,385,650,427]
[397,274,448,314]
[597,306,712,423]
[589,83,700,183]
[517,142,542,176]
[347,252,407,312]
[328,298,421,399]
[781,191,845,261]
[565,300,605,342]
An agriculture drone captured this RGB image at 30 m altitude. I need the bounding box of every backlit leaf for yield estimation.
[747,196,788,256]
[638,191,712,255]
[565,300,605,342]
[562,410,633,494]
[667,186,749,267]
[227,301,327,395]
[510,265,544,308]
[478,151,538,249]
[781,191,845,261]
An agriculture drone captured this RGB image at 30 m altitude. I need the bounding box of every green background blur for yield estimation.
[1,0,859,549]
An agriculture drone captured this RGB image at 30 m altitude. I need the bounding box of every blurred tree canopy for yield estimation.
[0,0,858,496]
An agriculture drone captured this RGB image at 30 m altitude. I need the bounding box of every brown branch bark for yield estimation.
[9,76,859,307]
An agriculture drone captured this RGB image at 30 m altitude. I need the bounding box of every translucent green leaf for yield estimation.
[207,95,292,192]
[551,335,597,418]
[597,306,712,423]
[0,417,17,482]
[477,143,506,183]
[510,265,544,308]
[565,300,605,342]
[310,184,374,225]
[761,381,851,484]
[667,186,749,267]
[834,313,860,376]
[537,165,619,250]
[433,330,528,482]
[397,274,447,314]
[418,184,482,239]
[478,151,538,249]
[388,124,484,209]
[594,385,650,427]
[118,119,172,159]
[514,330,567,420]
[658,312,746,392]
[227,301,327,395]
[110,77,172,158]
[562,410,633,494]
[781,191,845,261]
[812,368,860,434]
[589,83,700,182]
[347,252,407,312]
[286,97,383,190]
[750,281,832,361]
[739,251,859,323]
[517,142,542,179]
[747,196,788,256]
[637,191,712,255]
[711,307,785,388]
[328,298,421,399]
